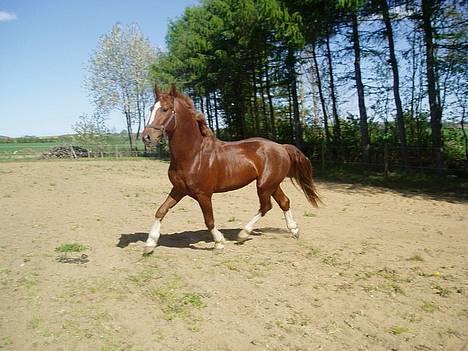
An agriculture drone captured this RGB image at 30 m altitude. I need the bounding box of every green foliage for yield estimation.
[389,325,409,335]
[146,0,466,171]
[72,113,111,151]
[55,243,87,253]
[86,23,157,150]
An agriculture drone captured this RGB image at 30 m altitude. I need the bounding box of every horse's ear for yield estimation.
[169,83,177,97]
[154,85,161,101]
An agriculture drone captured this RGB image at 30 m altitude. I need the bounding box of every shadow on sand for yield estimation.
[116,227,282,250]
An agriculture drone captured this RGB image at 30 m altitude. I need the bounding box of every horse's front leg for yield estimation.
[144,188,185,255]
[197,194,225,251]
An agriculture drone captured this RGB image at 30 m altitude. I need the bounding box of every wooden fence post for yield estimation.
[70,145,77,159]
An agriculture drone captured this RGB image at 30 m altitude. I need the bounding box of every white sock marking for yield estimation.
[145,219,161,247]
[284,209,298,234]
[244,212,262,233]
[210,227,225,249]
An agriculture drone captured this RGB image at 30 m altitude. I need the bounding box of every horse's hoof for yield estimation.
[143,245,155,255]
[213,240,225,253]
[237,229,250,243]
[291,228,300,239]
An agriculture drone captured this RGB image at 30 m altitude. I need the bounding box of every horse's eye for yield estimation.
[162,108,168,112]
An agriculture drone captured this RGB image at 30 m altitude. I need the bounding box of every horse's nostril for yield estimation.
[143,135,150,142]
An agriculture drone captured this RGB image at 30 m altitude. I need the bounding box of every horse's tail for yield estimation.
[284,144,321,208]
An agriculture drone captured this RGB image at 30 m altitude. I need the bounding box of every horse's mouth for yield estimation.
[143,140,157,148]
[143,138,162,148]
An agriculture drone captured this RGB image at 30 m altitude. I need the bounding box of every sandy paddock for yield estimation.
[0,160,466,350]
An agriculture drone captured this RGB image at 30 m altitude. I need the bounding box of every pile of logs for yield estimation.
[41,145,89,159]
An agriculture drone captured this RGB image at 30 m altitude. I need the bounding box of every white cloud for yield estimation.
[0,11,17,22]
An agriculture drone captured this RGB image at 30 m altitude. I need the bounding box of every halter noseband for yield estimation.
[146,110,177,139]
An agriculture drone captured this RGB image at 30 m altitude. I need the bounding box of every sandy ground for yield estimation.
[0,159,467,351]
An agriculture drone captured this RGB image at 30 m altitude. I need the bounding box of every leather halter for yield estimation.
[145,110,177,139]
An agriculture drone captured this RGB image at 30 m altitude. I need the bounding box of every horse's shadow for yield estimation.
[117,228,241,251]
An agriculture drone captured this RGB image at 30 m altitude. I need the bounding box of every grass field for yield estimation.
[0,135,147,160]
[0,142,60,153]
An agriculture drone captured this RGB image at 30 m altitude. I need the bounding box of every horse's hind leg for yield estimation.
[144,188,184,255]
[237,187,273,242]
[272,186,299,238]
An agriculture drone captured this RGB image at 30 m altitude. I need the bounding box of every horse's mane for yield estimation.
[175,92,214,138]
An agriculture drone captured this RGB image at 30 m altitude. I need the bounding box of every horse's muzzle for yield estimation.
[142,133,162,148]
[142,134,152,145]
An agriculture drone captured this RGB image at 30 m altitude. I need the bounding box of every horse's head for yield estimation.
[142,84,178,146]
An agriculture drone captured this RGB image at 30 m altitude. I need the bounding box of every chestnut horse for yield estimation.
[141,84,319,254]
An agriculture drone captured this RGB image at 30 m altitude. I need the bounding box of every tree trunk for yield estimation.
[212,91,220,136]
[381,0,407,166]
[251,64,260,136]
[135,98,142,141]
[259,70,270,138]
[287,47,303,149]
[325,32,341,146]
[460,105,467,161]
[124,110,134,151]
[206,92,213,129]
[351,12,370,164]
[422,0,443,168]
[312,42,331,145]
[288,85,294,143]
[199,96,205,115]
[264,61,276,140]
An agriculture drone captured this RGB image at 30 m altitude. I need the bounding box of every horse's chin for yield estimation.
[143,138,162,149]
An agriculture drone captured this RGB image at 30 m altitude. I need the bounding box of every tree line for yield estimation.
[84,1,466,170]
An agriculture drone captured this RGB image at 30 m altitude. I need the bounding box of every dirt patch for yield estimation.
[0,160,466,350]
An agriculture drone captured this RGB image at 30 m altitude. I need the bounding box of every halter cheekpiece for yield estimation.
[146,110,176,139]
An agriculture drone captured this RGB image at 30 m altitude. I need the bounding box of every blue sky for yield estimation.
[0,0,198,137]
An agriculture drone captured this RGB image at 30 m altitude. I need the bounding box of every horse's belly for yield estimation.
[214,162,257,193]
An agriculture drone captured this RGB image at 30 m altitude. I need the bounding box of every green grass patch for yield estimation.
[407,254,424,262]
[17,272,39,289]
[149,277,206,321]
[380,283,405,295]
[389,325,409,335]
[128,268,160,287]
[28,316,42,330]
[55,243,87,253]
[0,336,13,348]
[321,255,338,266]
[306,246,321,258]
[460,308,468,317]
[421,301,439,313]
[433,285,451,297]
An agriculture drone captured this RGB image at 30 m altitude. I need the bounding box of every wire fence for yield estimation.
[1,142,466,175]
[0,143,169,161]
[306,144,467,175]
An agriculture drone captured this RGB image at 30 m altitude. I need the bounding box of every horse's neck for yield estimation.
[168,117,203,163]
